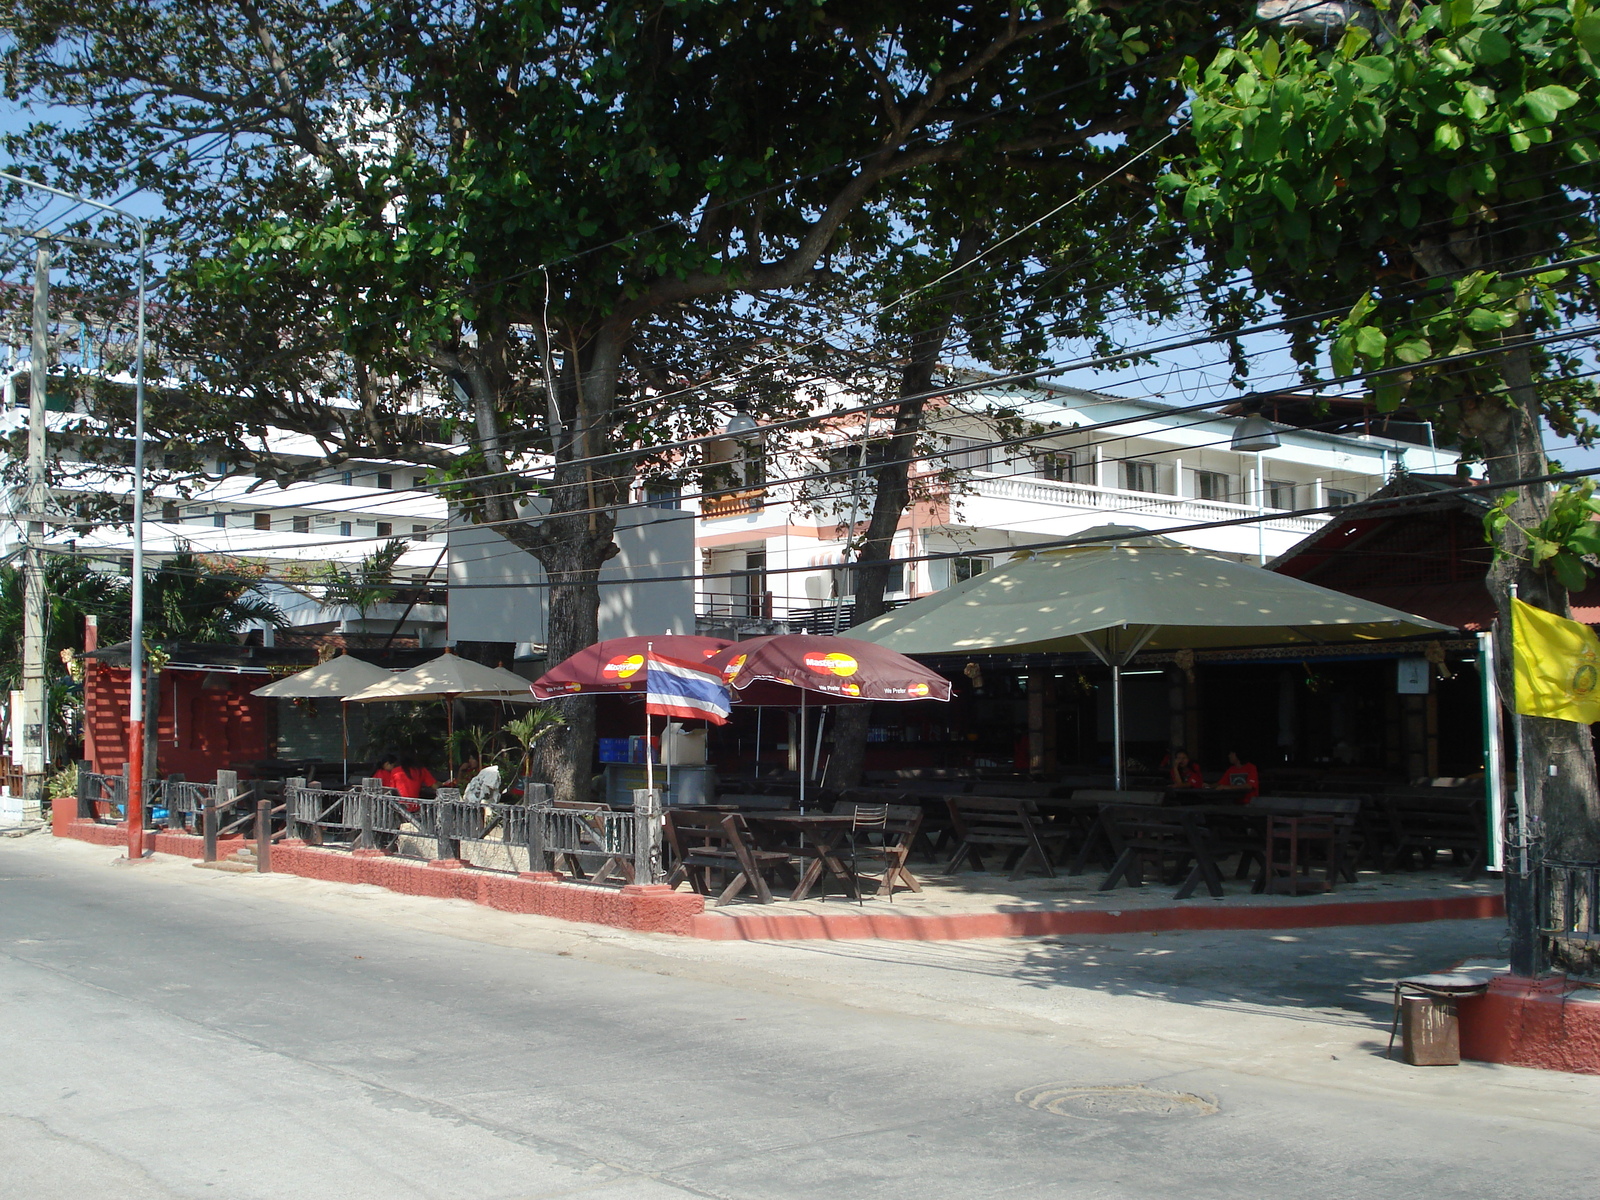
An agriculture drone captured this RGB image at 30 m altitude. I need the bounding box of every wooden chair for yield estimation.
[548,800,634,884]
[835,800,923,899]
[663,808,790,904]
[944,797,1074,880]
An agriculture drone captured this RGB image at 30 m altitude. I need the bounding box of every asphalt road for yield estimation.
[2,835,1596,1200]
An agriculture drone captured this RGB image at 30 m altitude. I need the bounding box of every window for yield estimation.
[644,482,681,510]
[1123,461,1158,493]
[213,514,226,528]
[340,470,353,486]
[941,436,990,473]
[953,555,990,585]
[376,522,393,537]
[1032,450,1078,482]
[254,512,271,531]
[411,475,428,490]
[376,472,393,489]
[339,521,352,536]
[835,559,905,597]
[163,453,178,470]
[214,458,229,476]
[161,501,180,522]
[1327,489,1358,508]
[293,515,311,534]
[412,524,430,540]
[1195,470,1230,502]
[1265,480,1295,510]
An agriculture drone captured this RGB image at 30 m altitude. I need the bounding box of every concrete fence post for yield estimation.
[255,798,272,873]
[632,788,663,885]
[283,776,304,841]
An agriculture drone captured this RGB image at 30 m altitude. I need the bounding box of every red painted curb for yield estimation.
[56,821,705,935]
[686,894,1506,941]
[56,820,1501,943]
[1460,975,1600,1075]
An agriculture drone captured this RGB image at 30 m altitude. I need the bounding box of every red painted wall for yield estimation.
[85,664,272,779]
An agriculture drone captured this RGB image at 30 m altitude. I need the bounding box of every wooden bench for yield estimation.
[1065,791,1165,874]
[1381,792,1488,880]
[1097,805,1226,900]
[664,808,791,904]
[944,797,1075,880]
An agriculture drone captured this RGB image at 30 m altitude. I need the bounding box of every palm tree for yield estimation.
[319,538,407,625]
[142,547,285,643]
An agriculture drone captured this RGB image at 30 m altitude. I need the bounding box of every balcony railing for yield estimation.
[962,471,1327,534]
[700,488,766,519]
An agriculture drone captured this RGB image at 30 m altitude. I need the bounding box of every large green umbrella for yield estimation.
[852,527,1452,787]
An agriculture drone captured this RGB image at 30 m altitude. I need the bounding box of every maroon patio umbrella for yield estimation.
[529,635,732,699]
[703,635,952,808]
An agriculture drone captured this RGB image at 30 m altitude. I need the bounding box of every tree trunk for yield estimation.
[826,235,981,789]
[1462,330,1600,862]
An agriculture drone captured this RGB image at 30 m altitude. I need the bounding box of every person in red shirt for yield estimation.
[374,750,438,810]
[1220,750,1260,803]
[1167,749,1204,789]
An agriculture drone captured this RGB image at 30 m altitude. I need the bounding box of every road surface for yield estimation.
[2,833,1596,1199]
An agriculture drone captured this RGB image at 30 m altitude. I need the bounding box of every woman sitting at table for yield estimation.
[374,750,438,807]
[1166,749,1204,789]
[1219,750,1259,803]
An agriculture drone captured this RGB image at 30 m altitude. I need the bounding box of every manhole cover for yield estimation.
[1016,1083,1219,1119]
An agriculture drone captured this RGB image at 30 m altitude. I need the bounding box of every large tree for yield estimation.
[5,1,1241,797]
[1166,0,1600,857]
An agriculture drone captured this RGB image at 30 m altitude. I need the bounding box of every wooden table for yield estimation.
[743,812,860,901]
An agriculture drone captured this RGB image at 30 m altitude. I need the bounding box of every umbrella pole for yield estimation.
[1112,662,1124,791]
[342,703,349,785]
[798,694,807,815]
[645,641,655,798]
[754,708,763,780]
[446,694,456,774]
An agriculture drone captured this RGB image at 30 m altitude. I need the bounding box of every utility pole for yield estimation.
[20,245,50,815]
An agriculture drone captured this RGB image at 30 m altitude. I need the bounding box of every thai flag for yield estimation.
[645,650,732,725]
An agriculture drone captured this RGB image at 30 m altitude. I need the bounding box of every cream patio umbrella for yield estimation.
[342,650,537,766]
[852,526,1453,788]
[252,653,395,781]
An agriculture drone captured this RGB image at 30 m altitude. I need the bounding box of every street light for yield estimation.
[723,399,760,441]
[0,171,149,861]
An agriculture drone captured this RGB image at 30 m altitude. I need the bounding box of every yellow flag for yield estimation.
[1512,597,1600,723]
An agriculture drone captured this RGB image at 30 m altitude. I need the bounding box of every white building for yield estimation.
[1,376,451,646]
[691,381,1460,633]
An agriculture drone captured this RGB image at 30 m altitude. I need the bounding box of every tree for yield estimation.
[143,548,285,643]
[5,1,1244,799]
[0,557,128,755]
[1166,0,1600,856]
[318,536,406,624]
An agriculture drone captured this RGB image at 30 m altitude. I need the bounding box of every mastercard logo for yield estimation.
[908,681,930,697]
[804,652,859,677]
[603,654,644,680]
[840,681,861,697]
[721,654,748,683]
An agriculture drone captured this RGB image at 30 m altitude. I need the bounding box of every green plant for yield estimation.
[46,761,77,802]
[361,703,447,766]
[1485,481,1600,590]
[319,539,407,622]
[447,724,498,769]
[503,708,567,782]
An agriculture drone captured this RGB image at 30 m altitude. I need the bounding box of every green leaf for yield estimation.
[1522,85,1581,125]
[1463,306,1515,331]
[1352,56,1394,86]
[1391,337,1433,363]
[1553,552,1591,593]
[1576,14,1600,56]
[1355,325,1388,358]
[1433,122,1464,150]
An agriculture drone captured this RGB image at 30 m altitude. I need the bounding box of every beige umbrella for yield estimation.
[853,526,1453,787]
[253,653,395,781]
[342,650,536,766]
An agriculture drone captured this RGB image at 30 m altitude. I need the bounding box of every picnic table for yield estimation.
[743,811,861,901]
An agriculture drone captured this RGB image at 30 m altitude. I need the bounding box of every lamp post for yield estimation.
[1,173,148,859]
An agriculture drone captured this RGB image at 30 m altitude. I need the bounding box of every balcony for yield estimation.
[701,488,766,519]
[957,472,1327,536]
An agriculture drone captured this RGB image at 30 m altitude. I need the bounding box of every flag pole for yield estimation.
[645,641,655,797]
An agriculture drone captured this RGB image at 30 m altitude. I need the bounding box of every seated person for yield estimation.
[373,750,438,810]
[443,754,481,790]
[1166,749,1204,789]
[1220,750,1260,803]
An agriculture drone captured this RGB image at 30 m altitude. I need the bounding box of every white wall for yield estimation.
[449,504,696,655]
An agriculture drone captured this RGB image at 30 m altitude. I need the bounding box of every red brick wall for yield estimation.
[85,664,271,778]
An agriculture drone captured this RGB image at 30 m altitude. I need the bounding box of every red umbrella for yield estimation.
[705,634,952,705]
[704,635,951,809]
[529,635,731,699]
